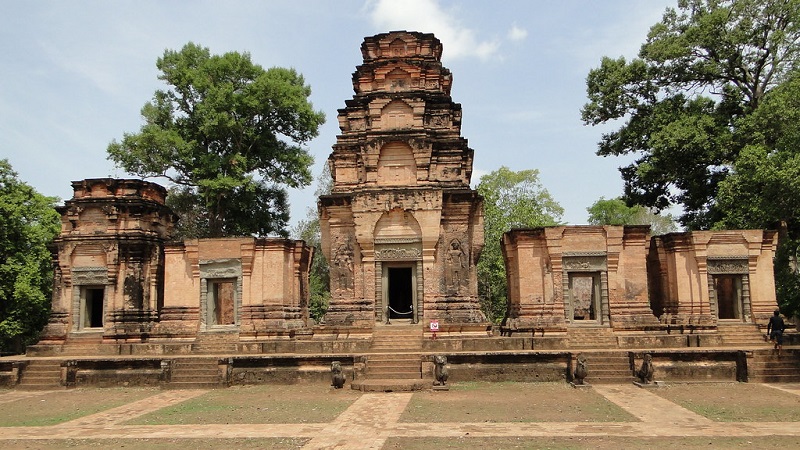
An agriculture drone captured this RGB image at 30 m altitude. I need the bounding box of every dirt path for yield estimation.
[592,384,712,424]
[302,393,413,449]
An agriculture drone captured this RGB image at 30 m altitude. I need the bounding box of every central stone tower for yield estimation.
[319,31,487,331]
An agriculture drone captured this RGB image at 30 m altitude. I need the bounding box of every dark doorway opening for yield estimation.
[83,287,104,328]
[715,275,743,320]
[388,267,413,319]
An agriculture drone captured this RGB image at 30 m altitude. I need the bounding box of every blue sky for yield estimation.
[0,0,676,229]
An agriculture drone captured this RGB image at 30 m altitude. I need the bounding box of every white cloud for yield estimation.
[507,24,528,42]
[365,0,500,61]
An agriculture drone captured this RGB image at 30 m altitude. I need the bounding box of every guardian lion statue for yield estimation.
[331,361,345,389]
[636,353,654,384]
[573,353,588,385]
[434,355,449,386]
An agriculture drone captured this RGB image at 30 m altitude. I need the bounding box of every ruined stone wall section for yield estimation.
[39,179,177,345]
[503,226,659,333]
[650,230,778,328]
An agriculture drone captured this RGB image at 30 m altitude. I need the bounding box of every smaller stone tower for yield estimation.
[38,179,176,345]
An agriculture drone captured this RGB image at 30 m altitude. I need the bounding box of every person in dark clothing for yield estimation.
[767,309,786,356]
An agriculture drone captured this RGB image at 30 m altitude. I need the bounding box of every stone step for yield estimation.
[367,359,420,368]
[366,370,422,379]
[351,378,429,392]
[163,381,222,390]
[17,361,63,389]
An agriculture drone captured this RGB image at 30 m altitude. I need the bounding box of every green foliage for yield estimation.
[587,197,677,235]
[292,166,333,323]
[0,159,60,354]
[476,167,563,323]
[108,42,325,238]
[774,239,800,319]
[293,215,330,323]
[582,0,800,229]
[715,74,800,317]
[716,75,800,230]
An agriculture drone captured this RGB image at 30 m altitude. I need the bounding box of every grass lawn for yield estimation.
[400,382,637,423]
[0,388,156,427]
[652,382,800,422]
[0,438,308,449]
[383,436,800,449]
[126,384,361,425]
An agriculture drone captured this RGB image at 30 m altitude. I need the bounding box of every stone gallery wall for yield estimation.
[37,178,313,352]
[503,226,779,333]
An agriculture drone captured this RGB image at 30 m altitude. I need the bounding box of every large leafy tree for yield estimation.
[582,0,800,229]
[715,74,800,317]
[0,160,60,354]
[476,167,563,323]
[108,42,325,238]
[587,197,677,235]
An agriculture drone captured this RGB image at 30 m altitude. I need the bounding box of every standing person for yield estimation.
[767,309,786,356]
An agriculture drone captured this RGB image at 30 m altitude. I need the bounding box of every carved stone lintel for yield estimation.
[375,247,421,260]
[563,256,607,271]
[707,258,749,274]
[71,267,108,285]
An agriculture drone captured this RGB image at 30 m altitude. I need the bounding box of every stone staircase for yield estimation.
[718,323,766,347]
[17,360,63,390]
[166,358,223,389]
[748,349,800,382]
[568,326,618,349]
[191,332,239,354]
[352,324,427,392]
[576,351,632,384]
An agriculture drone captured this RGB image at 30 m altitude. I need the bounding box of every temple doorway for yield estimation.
[80,286,105,329]
[385,265,416,322]
[714,274,744,320]
[567,273,601,322]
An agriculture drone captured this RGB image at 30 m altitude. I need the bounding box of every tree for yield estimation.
[292,166,333,323]
[587,197,677,235]
[715,74,800,317]
[0,160,60,354]
[476,167,563,323]
[108,42,325,238]
[582,0,800,229]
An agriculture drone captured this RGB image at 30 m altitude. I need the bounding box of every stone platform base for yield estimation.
[350,378,430,392]
[633,380,663,388]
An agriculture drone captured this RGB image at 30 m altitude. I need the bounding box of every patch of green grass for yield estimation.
[127,384,360,425]
[653,383,800,422]
[0,438,308,449]
[0,388,156,427]
[384,436,800,450]
[401,382,637,423]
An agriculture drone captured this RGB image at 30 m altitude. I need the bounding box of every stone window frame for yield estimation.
[561,252,610,326]
[70,267,108,332]
[706,256,751,323]
[199,259,242,330]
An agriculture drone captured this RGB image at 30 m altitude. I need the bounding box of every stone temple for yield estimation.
[1,31,796,390]
[319,31,487,332]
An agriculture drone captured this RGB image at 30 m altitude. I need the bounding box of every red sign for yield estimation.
[429,320,439,332]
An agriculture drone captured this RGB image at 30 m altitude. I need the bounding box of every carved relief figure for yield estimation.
[332,236,354,292]
[445,239,468,293]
